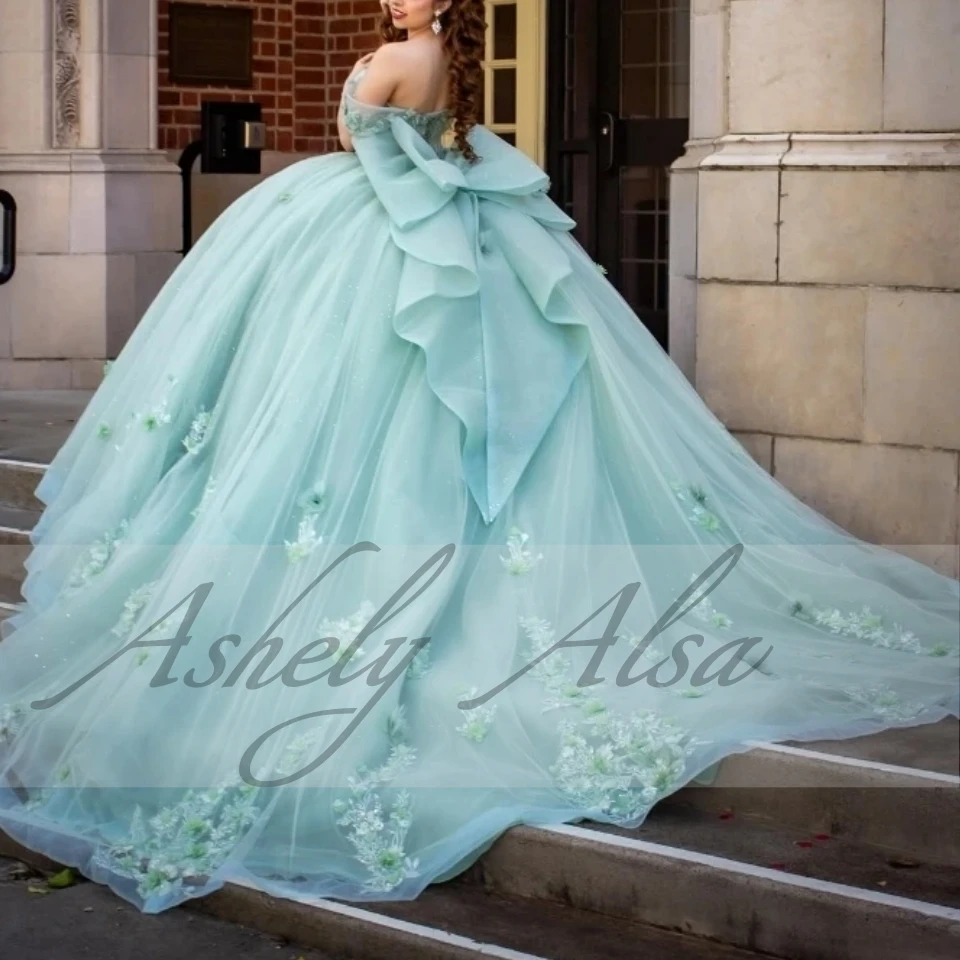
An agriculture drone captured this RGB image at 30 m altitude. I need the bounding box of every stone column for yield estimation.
[0,0,180,390]
[670,0,960,577]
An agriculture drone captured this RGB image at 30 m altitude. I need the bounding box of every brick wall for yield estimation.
[158,0,383,155]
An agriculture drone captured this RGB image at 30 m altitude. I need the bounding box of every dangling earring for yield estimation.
[432,10,443,34]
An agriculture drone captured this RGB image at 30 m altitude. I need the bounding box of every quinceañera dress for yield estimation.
[1,69,958,912]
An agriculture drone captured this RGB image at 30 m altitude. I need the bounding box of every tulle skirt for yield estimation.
[0,149,957,912]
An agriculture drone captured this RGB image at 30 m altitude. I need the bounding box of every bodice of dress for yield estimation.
[339,67,452,148]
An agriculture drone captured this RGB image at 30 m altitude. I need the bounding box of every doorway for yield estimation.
[546,0,691,350]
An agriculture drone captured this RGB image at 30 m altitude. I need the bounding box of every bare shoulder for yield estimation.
[368,41,411,73]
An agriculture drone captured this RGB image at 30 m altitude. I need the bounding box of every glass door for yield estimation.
[547,0,691,351]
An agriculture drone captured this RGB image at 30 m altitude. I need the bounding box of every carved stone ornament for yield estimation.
[54,0,81,148]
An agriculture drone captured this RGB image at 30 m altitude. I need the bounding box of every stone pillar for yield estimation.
[0,0,180,390]
[671,0,960,577]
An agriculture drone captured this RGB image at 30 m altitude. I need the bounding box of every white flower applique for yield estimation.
[318,600,377,665]
[790,600,947,657]
[111,582,160,638]
[843,683,927,723]
[500,527,544,575]
[332,708,420,893]
[0,703,26,745]
[285,515,323,564]
[685,573,733,630]
[91,781,261,901]
[66,520,130,591]
[182,410,212,456]
[669,480,723,533]
[137,375,179,432]
[518,613,698,819]
[191,478,217,520]
[456,688,497,743]
[285,483,330,564]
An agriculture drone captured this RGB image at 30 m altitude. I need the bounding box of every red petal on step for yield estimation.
[795,840,814,848]
[769,862,786,870]
[814,833,831,841]
[718,809,734,820]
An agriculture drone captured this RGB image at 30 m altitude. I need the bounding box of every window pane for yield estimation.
[493,3,517,60]
[493,68,516,124]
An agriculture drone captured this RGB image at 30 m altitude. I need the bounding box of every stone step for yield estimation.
[678,738,960,864]
[5,801,960,960]
[200,876,765,960]
[0,390,91,468]
[0,458,45,515]
[471,823,960,960]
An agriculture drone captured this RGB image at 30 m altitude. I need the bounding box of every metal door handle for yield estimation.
[0,190,15,286]
[599,111,616,172]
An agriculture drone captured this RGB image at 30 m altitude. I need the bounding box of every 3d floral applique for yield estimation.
[550,710,694,821]
[111,582,159,638]
[182,410,212,456]
[843,683,926,722]
[517,612,698,817]
[141,399,173,432]
[317,601,376,665]
[96,422,112,440]
[134,375,180,433]
[685,573,733,630]
[191,478,217,520]
[332,732,420,893]
[102,360,113,378]
[500,527,544,575]
[520,615,587,713]
[406,645,431,680]
[297,482,329,515]
[283,484,331,564]
[91,780,262,901]
[66,520,130,591]
[790,601,946,656]
[594,261,608,275]
[669,480,723,533]
[285,515,323,564]
[456,688,497,743]
[0,703,26,745]
[277,191,294,204]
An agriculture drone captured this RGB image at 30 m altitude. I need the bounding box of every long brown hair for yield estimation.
[378,1,486,163]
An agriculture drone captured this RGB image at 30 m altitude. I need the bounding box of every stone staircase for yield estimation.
[1,391,959,960]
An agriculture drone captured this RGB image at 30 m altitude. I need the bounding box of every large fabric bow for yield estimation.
[352,114,590,524]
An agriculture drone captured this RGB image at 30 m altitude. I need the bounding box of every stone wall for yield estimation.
[0,0,180,390]
[671,0,960,576]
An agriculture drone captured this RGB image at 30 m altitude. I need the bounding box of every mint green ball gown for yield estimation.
[0,70,957,912]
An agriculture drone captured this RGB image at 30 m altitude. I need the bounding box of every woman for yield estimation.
[0,0,956,913]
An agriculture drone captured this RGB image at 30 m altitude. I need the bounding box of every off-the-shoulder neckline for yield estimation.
[347,66,451,118]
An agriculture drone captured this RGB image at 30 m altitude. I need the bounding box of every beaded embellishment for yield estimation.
[340,69,451,145]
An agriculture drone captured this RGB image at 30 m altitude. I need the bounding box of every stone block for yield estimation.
[729,0,883,133]
[697,170,779,282]
[774,437,958,548]
[697,283,866,439]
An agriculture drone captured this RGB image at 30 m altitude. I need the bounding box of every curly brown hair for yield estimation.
[378,1,486,163]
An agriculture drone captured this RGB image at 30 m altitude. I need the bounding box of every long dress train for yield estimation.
[0,69,957,912]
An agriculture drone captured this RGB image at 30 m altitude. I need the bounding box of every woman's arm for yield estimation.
[337,46,402,152]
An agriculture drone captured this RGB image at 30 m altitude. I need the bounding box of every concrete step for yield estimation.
[0,390,91,466]
[5,798,960,960]
[472,823,960,960]
[0,458,45,515]
[600,791,960,908]
[679,738,960,864]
